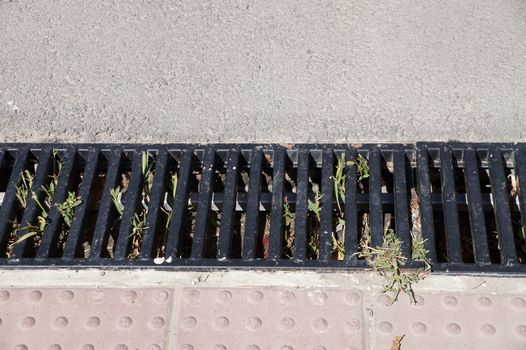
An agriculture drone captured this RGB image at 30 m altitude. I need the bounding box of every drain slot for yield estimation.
[0,143,524,272]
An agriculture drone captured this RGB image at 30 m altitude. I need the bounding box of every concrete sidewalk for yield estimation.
[1,0,526,144]
[1,270,526,349]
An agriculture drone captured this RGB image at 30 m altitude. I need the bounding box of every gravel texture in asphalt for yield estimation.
[1,0,525,143]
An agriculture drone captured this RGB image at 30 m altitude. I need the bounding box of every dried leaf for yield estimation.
[390,335,405,350]
[121,173,130,191]
[410,188,421,239]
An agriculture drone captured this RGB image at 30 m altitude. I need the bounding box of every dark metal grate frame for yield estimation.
[0,143,525,273]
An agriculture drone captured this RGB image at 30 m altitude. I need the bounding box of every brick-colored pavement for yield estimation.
[0,270,525,349]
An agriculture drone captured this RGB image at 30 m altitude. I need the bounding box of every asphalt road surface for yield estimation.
[1,0,525,143]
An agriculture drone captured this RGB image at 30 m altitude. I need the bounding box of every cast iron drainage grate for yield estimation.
[0,143,525,272]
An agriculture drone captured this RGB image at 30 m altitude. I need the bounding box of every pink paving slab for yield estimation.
[175,287,364,350]
[0,288,173,350]
[372,292,526,350]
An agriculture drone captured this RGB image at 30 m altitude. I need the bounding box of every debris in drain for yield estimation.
[0,143,524,276]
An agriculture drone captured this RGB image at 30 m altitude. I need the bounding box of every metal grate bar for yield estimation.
[11,149,53,258]
[514,148,526,253]
[416,144,438,263]
[165,149,193,258]
[0,148,30,256]
[319,149,334,261]
[37,148,77,258]
[140,149,170,259]
[191,148,216,259]
[293,149,310,261]
[368,148,383,248]
[0,143,524,273]
[439,146,462,263]
[62,148,101,259]
[269,149,285,260]
[217,149,240,259]
[463,148,490,265]
[488,147,517,264]
[393,148,411,258]
[90,149,124,258]
[114,151,144,260]
[242,149,263,259]
[343,148,358,261]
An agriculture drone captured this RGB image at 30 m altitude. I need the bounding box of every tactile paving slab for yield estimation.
[0,288,173,350]
[175,287,364,350]
[372,292,526,350]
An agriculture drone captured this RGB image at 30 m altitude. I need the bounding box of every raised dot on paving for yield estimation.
[444,322,462,336]
[117,316,133,329]
[149,316,165,329]
[53,316,68,329]
[216,290,232,303]
[510,297,526,309]
[245,317,262,331]
[182,316,197,330]
[515,325,526,338]
[280,317,295,330]
[121,290,138,304]
[442,296,458,308]
[146,345,162,350]
[0,290,11,302]
[413,295,425,306]
[278,290,296,304]
[153,290,170,303]
[27,290,43,302]
[311,318,328,332]
[376,294,392,306]
[0,288,172,349]
[20,316,36,329]
[479,324,496,337]
[176,287,363,349]
[86,316,101,329]
[344,292,360,305]
[344,319,361,333]
[89,289,105,303]
[411,322,427,335]
[373,292,526,349]
[378,321,393,334]
[248,290,264,304]
[215,316,230,330]
[185,290,201,304]
[476,296,492,309]
[308,290,328,305]
[58,290,74,302]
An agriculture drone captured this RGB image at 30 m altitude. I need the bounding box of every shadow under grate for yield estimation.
[0,143,525,273]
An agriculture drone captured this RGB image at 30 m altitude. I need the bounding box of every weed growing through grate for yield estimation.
[111,152,179,258]
[156,172,178,257]
[127,151,154,259]
[10,152,81,253]
[333,153,369,260]
[356,213,431,303]
[282,196,295,258]
[56,191,82,227]
[15,170,34,209]
[307,184,322,258]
